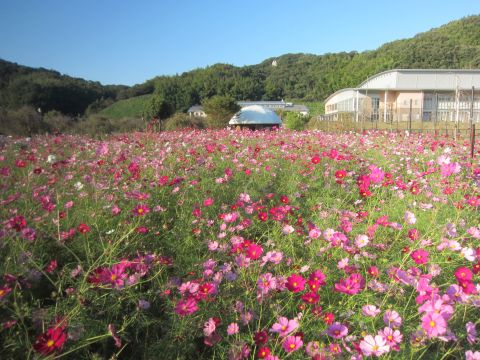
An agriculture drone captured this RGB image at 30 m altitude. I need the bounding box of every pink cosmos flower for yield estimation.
[383,310,402,328]
[362,305,381,317]
[308,228,321,239]
[285,274,306,293]
[327,322,348,338]
[203,198,214,207]
[257,273,277,295]
[282,335,303,353]
[404,211,416,225]
[421,312,447,338]
[466,321,477,345]
[379,327,403,349]
[227,322,239,335]
[21,227,36,242]
[355,234,369,248]
[466,350,480,360]
[270,317,298,337]
[359,335,390,357]
[203,318,217,336]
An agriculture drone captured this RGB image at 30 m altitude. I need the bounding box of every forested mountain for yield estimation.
[147,15,480,112]
[1,15,479,116]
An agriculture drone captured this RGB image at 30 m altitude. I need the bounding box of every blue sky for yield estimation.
[1,0,479,86]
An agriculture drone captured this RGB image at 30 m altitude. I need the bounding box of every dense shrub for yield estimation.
[163,113,205,130]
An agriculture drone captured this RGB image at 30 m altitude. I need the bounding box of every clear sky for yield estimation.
[1,0,479,86]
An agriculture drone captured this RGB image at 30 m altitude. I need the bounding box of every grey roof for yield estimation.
[188,101,309,114]
[187,105,204,113]
[283,104,309,113]
[358,69,480,91]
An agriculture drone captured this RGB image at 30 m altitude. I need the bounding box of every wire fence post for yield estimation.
[409,99,412,133]
[471,124,476,161]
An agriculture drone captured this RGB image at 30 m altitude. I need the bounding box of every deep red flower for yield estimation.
[301,292,320,304]
[410,183,420,195]
[33,325,67,355]
[77,223,90,234]
[280,195,289,204]
[44,260,58,273]
[254,330,268,345]
[311,155,321,164]
[257,347,270,359]
[368,266,379,277]
[473,262,480,275]
[335,170,347,179]
[9,215,26,232]
[323,312,335,325]
[15,160,27,168]
[258,212,268,222]
[408,228,420,241]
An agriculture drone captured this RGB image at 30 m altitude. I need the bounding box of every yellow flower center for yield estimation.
[430,321,436,327]
[293,282,297,287]
[47,339,55,347]
[289,343,296,349]
[111,274,117,281]
[138,208,144,214]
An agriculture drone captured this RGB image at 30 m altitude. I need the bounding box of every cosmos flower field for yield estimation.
[0,129,479,359]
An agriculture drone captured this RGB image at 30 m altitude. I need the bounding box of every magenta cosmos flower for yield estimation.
[334,273,365,295]
[282,335,303,353]
[175,297,198,316]
[270,317,298,337]
[132,204,150,216]
[285,273,306,293]
[455,266,473,282]
[359,335,390,357]
[410,249,429,264]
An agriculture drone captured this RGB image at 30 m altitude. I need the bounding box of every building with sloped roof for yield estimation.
[324,69,480,123]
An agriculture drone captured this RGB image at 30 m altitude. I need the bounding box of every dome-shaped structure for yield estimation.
[229,105,282,129]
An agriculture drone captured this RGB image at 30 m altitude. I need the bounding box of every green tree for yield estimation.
[202,95,240,128]
[143,95,174,125]
[283,111,310,130]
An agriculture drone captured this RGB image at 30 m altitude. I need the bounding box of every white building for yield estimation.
[324,69,480,123]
